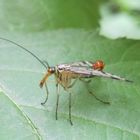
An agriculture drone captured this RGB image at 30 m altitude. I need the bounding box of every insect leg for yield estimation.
[81,79,110,104]
[56,83,60,120]
[67,80,79,125]
[88,90,110,104]
[65,80,78,125]
[67,79,78,88]
[79,78,91,83]
[41,82,49,105]
[69,91,73,125]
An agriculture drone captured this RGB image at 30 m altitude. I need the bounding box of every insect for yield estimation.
[0,37,133,125]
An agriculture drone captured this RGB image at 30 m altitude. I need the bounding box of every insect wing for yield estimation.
[69,66,92,75]
[57,62,132,82]
[57,62,93,76]
[91,70,133,82]
[70,61,93,67]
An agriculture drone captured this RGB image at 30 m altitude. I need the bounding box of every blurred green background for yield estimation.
[0,0,140,140]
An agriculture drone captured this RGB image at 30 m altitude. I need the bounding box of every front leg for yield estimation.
[41,82,49,105]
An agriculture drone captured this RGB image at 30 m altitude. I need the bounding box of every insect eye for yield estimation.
[93,60,105,71]
[48,67,55,73]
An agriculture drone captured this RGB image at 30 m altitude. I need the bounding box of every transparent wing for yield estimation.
[57,62,92,75]
[90,70,133,82]
[69,66,132,82]
[57,61,93,69]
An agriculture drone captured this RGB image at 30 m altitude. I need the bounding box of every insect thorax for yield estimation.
[55,65,76,89]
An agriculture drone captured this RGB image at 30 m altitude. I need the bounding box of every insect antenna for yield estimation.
[0,37,50,106]
[0,37,48,70]
[42,60,50,68]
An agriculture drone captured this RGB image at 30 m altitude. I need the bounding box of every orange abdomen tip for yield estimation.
[93,60,105,71]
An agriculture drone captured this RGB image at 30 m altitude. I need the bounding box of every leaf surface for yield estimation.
[0,30,140,140]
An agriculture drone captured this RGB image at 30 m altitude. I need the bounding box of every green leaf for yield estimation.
[0,0,140,139]
[0,0,103,32]
[0,91,40,140]
[0,30,140,140]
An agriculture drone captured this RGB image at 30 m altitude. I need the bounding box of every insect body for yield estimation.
[39,61,132,125]
[40,60,132,88]
[0,37,133,125]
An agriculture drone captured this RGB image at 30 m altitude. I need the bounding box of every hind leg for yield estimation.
[80,78,110,104]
